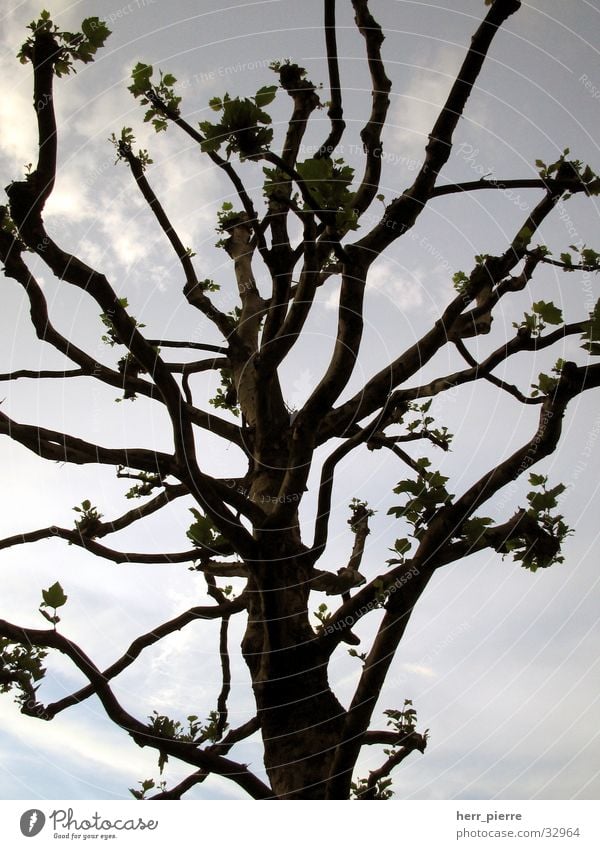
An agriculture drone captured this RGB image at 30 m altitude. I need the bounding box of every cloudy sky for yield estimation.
[0,0,599,802]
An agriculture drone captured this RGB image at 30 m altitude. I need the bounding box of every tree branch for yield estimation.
[204,575,232,739]
[0,526,212,565]
[349,0,392,217]
[431,175,596,200]
[318,187,568,443]
[449,362,600,524]
[0,244,244,449]
[454,338,542,405]
[326,564,432,798]
[0,618,272,798]
[5,47,252,541]
[316,0,345,158]
[269,246,370,522]
[356,730,427,798]
[310,406,390,562]
[149,104,268,259]
[0,368,84,382]
[43,597,246,719]
[354,0,522,257]
[146,339,228,355]
[0,409,176,476]
[119,146,235,340]
[165,357,229,374]
[148,716,260,799]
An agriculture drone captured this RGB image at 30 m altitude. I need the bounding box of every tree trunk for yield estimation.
[241,545,346,798]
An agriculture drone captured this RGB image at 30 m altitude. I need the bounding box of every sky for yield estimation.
[0,0,599,802]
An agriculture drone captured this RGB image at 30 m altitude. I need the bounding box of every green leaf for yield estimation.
[514,225,533,248]
[532,300,563,326]
[254,85,277,108]
[129,62,153,96]
[532,372,558,397]
[392,479,420,496]
[559,252,573,269]
[81,17,110,49]
[528,473,546,487]
[452,271,469,293]
[528,490,559,511]
[41,581,68,609]
[186,509,214,546]
[186,508,225,548]
[392,538,411,555]
[198,121,224,153]
[581,247,600,269]
[295,156,355,213]
[462,515,493,544]
[581,298,600,355]
[587,178,600,196]
[427,470,449,488]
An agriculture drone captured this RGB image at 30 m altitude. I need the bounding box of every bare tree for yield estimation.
[1,0,599,800]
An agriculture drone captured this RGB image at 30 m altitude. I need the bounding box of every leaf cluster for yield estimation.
[186,508,226,552]
[531,359,565,398]
[100,298,146,346]
[405,399,453,450]
[0,638,47,708]
[384,699,419,737]
[122,471,162,500]
[128,64,181,133]
[110,127,153,171]
[73,499,103,537]
[147,710,226,773]
[117,353,146,401]
[536,149,600,196]
[559,245,600,273]
[314,602,332,627]
[503,474,571,571]
[350,775,394,800]
[263,156,357,229]
[388,458,453,537]
[581,298,600,356]
[296,157,356,228]
[17,11,110,77]
[513,300,563,338]
[129,777,166,800]
[209,369,239,416]
[199,87,277,159]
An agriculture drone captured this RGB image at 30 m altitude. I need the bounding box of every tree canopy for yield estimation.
[1,0,599,800]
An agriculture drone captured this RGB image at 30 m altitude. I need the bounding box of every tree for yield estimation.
[0,0,599,800]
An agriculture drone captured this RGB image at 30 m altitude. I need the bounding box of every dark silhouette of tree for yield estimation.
[1,1,599,800]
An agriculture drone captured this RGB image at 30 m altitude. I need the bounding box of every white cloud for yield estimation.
[367,258,425,311]
[322,259,424,313]
[402,663,436,679]
[0,87,38,166]
[386,48,463,165]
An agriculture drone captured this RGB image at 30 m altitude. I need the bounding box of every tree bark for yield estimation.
[242,540,345,798]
